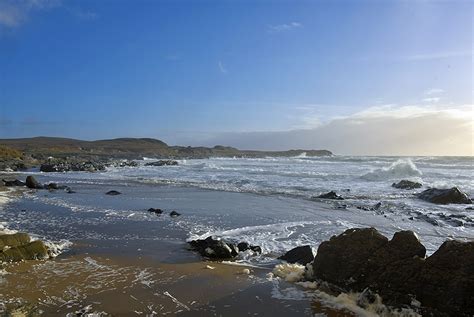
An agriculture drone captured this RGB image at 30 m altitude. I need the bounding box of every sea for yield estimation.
[0,155,473,315]
[2,155,473,262]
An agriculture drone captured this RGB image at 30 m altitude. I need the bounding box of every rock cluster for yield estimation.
[145,160,179,167]
[392,180,422,190]
[189,236,261,260]
[311,228,473,316]
[40,158,106,172]
[0,233,49,262]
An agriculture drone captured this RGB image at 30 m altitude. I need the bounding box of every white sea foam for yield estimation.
[361,159,422,181]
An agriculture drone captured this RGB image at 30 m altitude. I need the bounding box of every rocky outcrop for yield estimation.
[311,228,473,316]
[40,158,106,173]
[0,233,49,262]
[145,160,179,167]
[2,179,25,187]
[417,187,472,204]
[392,180,422,190]
[278,245,314,265]
[314,191,344,200]
[25,176,43,189]
[105,190,121,195]
[189,237,261,260]
[108,160,138,168]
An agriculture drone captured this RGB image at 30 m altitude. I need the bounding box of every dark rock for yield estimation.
[311,228,473,316]
[237,242,250,252]
[109,160,139,168]
[40,158,106,173]
[65,187,75,194]
[392,180,422,190]
[2,179,25,187]
[415,240,474,316]
[148,208,164,214]
[25,176,43,189]
[278,245,314,265]
[465,207,474,210]
[145,160,178,167]
[45,183,59,190]
[315,191,344,200]
[105,190,121,195]
[189,236,234,259]
[189,237,261,260]
[228,243,239,257]
[417,187,472,204]
[249,245,262,254]
[169,210,181,217]
[312,228,388,288]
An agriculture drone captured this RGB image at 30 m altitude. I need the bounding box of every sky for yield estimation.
[0,0,472,155]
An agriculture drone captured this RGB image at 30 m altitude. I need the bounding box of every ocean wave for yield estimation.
[361,159,422,181]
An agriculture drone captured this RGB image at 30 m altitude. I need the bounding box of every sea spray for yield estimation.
[361,159,422,181]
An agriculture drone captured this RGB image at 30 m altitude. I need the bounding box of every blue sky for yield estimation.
[0,0,472,154]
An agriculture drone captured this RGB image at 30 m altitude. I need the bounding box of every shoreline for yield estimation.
[0,170,473,316]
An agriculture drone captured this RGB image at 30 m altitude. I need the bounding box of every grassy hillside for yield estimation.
[0,137,332,159]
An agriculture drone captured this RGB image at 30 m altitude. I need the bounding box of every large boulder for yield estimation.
[0,233,49,262]
[0,240,49,262]
[145,160,178,167]
[312,228,388,288]
[278,245,314,265]
[311,228,473,316]
[0,233,31,249]
[25,176,43,189]
[417,187,472,204]
[415,240,474,316]
[392,180,422,190]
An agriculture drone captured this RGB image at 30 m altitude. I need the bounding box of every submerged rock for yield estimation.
[417,187,472,204]
[145,160,178,167]
[25,176,43,189]
[169,210,181,217]
[392,180,422,190]
[278,245,314,265]
[311,228,473,316]
[315,191,344,200]
[105,190,121,196]
[148,208,164,214]
[2,179,25,187]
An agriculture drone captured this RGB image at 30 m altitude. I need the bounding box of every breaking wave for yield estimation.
[361,159,422,181]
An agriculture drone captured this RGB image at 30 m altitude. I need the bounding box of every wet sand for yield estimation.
[1,250,350,316]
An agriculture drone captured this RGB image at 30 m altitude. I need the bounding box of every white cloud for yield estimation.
[218,61,227,74]
[268,22,303,33]
[194,104,473,156]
